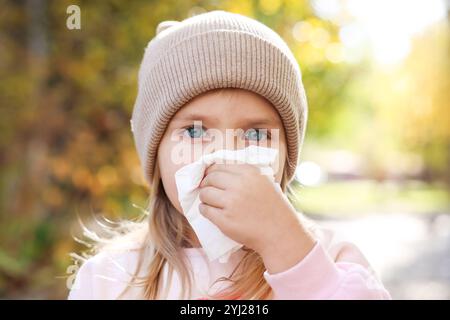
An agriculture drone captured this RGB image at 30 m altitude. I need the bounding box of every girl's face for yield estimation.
[157,88,287,214]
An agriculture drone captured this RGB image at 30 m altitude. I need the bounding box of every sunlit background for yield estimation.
[0,0,448,299]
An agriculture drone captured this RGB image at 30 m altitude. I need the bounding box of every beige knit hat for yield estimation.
[130,10,308,185]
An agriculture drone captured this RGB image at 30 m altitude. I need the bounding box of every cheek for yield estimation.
[157,138,187,214]
[274,145,287,184]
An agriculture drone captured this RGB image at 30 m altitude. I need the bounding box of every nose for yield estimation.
[208,128,247,154]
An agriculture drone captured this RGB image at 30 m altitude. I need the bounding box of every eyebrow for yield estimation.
[171,112,281,127]
[171,112,217,123]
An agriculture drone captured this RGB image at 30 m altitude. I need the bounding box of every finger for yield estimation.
[205,162,259,176]
[199,203,226,228]
[198,186,227,209]
[199,171,236,190]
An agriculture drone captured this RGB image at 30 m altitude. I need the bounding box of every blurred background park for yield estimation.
[0,0,448,299]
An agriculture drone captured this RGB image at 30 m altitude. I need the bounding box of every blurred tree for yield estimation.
[0,0,448,298]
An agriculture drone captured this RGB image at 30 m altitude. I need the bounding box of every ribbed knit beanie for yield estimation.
[130,10,308,185]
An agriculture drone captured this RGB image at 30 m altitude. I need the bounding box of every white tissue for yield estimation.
[174,145,279,263]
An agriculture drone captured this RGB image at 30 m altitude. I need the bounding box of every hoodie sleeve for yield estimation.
[263,241,392,300]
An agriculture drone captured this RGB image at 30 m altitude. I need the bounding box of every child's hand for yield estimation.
[198,163,315,273]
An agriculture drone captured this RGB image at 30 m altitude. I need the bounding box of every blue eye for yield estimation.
[185,125,206,139]
[244,128,269,141]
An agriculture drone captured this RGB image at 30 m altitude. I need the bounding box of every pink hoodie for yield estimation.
[68,226,391,300]
[262,240,391,299]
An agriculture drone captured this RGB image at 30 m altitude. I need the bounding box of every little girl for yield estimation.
[68,10,391,300]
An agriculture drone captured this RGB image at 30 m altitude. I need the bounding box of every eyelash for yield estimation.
[182,125,272,141]
[183,125,208,140]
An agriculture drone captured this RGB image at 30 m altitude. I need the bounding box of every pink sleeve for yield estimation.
[263,241,392,300]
